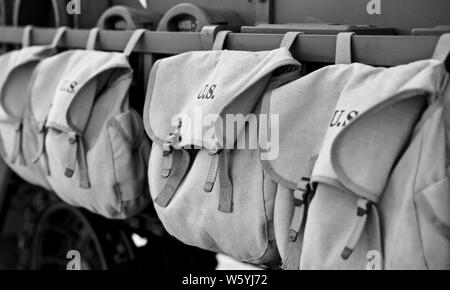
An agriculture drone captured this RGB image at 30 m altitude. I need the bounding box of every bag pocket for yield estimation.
[0,120,49,188]
[107,109,151,217]
[415,177,450,269]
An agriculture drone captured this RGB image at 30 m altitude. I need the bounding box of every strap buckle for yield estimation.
[357,198,372,216]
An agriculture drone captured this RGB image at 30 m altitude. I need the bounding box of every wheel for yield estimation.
[29,203,136,270]
[13,0,70,27]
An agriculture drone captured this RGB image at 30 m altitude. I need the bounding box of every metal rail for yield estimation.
[0,26,443,66]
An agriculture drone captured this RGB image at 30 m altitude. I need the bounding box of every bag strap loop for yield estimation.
[123,29,147,57]
[86,27,100,50]
[335,32,355,65]
[50,26,68,49]
[23,26,67,48]
[433,33,450,60]
[280,32,303,51]
[433,33,450,72]
[22,25,33,47]
[212,31,232,50]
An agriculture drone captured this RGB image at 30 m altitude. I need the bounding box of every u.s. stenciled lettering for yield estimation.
[197,84,217,100]
[60,80,79,94]
[330,110,359,128]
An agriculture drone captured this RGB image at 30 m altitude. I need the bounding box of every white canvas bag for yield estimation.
[375,34,450,269]
[0,26,67,189]
[144,31,301,263]
[28,28,151,219]
[262,33,448,269]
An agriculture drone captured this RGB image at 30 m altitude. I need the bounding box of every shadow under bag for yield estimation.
[144,31,301,264]
[0,26,67,190]
[263,32,450,269]
[28,29,151,219]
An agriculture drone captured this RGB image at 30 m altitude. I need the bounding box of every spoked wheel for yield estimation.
[29,203,135,270]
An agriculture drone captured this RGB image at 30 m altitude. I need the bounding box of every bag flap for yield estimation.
[260,64,369,190]
[315,60,446,202]
[144,47,300,150]
[262,59,446,196]
[30,50,131,133]
[0,46,56,121]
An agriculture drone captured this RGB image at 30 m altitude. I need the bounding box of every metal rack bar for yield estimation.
[0,27,207,53]
[226,33,440,66]
[0,26,442,66]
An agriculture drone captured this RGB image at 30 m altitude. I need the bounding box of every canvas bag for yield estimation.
[262,32,448,269]
[374,34,450,270]
[0,26,67,189]
[303,35,450,270]
[144,31,302,263]
[28,28,151,219]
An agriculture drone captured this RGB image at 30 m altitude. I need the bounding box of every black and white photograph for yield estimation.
[0,0,448,282]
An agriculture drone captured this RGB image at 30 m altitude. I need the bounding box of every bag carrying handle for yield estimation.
[433,33,450,72]
[335,32,355,65]
[212,31,232,50]
[22,25,33,47]
[86,27,100,50]
[24,26,68,48]
[86,28,147,57]
[123,29,147,57]
[280,32,303,52]
[49,26,68,49]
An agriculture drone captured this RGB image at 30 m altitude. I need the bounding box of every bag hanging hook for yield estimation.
[212,30,232,50]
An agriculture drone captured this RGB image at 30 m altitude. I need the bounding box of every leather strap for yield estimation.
[32,122,51,175]
[77,136,90,189]
[10,123,25,165]
[64,133,90,189]
[281,183,311,270]
[341,198,371,260]
[155,149,190,207]
[204,152,220,192]
[218,150,233,213]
